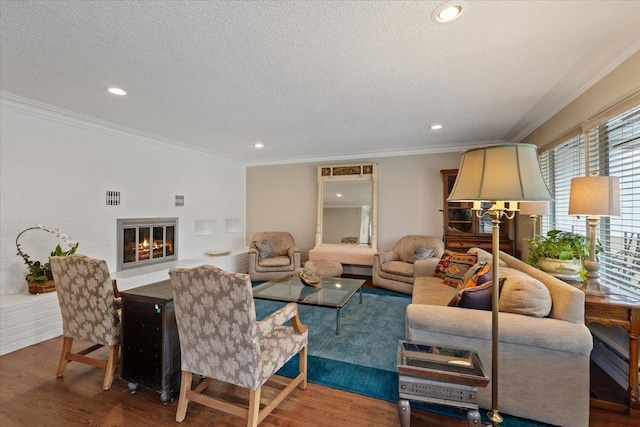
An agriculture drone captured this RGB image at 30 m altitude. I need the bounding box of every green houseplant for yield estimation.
[527,229,601,280]
[16,225,78,294]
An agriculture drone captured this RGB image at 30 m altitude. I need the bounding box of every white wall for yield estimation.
[246,153,461,260]
[0,96,246,295]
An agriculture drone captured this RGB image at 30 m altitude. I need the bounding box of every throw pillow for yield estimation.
[406,245,436,264]
[434,250,455,279]
[440,252,478,288]
[459,261,492,291]
[252,239,276,259]
[498,268,552,317]
[456,277,506,310]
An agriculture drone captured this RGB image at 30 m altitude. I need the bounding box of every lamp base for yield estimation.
[487,409,503,425]
[582,278,605,296]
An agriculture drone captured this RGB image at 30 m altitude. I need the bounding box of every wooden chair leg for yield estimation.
[299,346,307,390]
[176,371,192,422]
[102,345,120,390]
[247,387,261,427]
[56,337,73,378]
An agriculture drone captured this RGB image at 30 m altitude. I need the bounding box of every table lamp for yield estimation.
[568,174,620,296]
[448,143,553,426]
[519,201,550,238]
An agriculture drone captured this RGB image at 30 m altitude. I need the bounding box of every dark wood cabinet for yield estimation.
[120,280,181,403]
[441,169,514,255]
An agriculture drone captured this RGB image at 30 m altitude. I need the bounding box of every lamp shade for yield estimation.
[448,144,553,202]
[569,175,620,216]
[519,201,550,216]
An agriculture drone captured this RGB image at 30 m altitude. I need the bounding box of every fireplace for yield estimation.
[117,218,178,271]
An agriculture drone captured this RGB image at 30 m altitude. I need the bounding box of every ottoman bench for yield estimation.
[303,260,343,277]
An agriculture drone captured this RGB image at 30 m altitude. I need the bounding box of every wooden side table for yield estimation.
[584,289,640,417]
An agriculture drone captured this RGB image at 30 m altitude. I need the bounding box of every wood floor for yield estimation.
[0,337,636,427]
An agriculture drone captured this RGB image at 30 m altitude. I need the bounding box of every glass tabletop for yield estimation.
[252,274,364,308]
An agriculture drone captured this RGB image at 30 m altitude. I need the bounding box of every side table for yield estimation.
[120,280,181,403]
[397,341,489,427]
[583,289,640,417]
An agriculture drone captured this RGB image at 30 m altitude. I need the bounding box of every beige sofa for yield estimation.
[405,248,593,427]
[373,235,445,294]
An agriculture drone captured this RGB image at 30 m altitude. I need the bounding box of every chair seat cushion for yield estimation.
[381,260,414,277]
[259,256,292,267]
[257,326,308,389]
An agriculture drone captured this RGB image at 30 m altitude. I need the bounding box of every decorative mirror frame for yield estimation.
[315,163,378,252]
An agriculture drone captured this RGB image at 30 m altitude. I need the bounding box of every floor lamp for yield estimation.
[519,201,550,238]
[448,143,552,426]
[568,174,620,296]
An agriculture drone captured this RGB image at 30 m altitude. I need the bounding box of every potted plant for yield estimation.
[16,225,79,294]
[527,229,601,281]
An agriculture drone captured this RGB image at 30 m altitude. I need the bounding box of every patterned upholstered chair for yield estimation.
[49,253,122,390]
[169,265,308,426]
[248,231,301,281]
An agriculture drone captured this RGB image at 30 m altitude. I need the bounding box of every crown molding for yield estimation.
[0,92,244,167]
[506,39,640,143]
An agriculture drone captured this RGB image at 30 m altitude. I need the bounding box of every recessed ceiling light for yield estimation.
[107,87,127,96]
[432,1,467,23]
[430,124,443,130]
[254,142,264,148]
[336,193,343,197]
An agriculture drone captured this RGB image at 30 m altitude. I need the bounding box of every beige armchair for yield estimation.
[169,265,308,426]
[248,231,301,281]
[49,253,122,390]
[373,235,445,294]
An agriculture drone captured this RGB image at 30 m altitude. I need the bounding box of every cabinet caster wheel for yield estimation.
[127,382,139,393]
[160,391,172,404]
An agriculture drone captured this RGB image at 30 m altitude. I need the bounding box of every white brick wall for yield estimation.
[0,95,248,354]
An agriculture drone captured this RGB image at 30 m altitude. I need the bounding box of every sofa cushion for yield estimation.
[406,245,435,264]
[467,247,508,268]
[253,239,276,259]
[459,260,492,290]
[499,268,552,317]
[413,277,458,306]
[435,252,478,288]
[381,260,414,277]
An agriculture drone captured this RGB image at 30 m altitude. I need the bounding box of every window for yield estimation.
[539,104,640,298]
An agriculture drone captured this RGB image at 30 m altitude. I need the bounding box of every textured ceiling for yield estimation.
[1,1,639,165]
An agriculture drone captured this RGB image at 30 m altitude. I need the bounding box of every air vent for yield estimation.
[106,191,120,206]
[175,195,184,207]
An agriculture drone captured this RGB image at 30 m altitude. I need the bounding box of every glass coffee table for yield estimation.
[252,274,364,335]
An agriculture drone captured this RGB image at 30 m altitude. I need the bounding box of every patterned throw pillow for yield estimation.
[252,239,276,259]
[434,250,455,279]
[406,245,436,264]
[439,252,478,288]
[458,261,492,291]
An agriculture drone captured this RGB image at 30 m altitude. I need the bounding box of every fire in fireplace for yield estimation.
[117,218,178,271]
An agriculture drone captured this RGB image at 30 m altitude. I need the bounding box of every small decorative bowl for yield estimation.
[297,268,321,287]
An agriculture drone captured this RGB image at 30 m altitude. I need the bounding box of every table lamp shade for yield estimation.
[519,201,550,216]
[448,144,552,202]
[569,175,620,216]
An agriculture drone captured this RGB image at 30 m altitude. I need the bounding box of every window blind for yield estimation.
[586,105,640,297]
[540,104,640,298]
[539,134,586,236]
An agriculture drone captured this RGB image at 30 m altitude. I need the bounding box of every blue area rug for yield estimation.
[254,287,545,426]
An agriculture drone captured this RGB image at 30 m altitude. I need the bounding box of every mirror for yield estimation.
[316,164,377,251]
